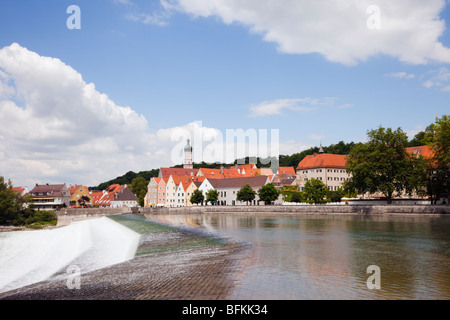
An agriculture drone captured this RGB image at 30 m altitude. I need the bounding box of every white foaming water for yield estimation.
[0,217,140,293]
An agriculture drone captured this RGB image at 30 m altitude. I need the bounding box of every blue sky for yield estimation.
[1,0,449,187]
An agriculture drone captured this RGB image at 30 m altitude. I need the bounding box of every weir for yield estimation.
[0,217,140,294]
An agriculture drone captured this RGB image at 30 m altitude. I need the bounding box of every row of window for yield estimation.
[300,186,341,191]
[304,177,349,181]
[301,169,346,174]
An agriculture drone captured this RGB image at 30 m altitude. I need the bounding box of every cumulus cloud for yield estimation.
[0,43,166,187]
[161,0,450,66]
[0,43,285,187]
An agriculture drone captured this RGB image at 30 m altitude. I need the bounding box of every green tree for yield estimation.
[0,177,34,225]
[423,115,450,204]
[258,183,280,205]
[344,127,419,204]
[130,176,148,207]
[190,189,204,206]
[290,191,303,203]
[327,189,344,203]
[205,189,219,205]
[236,184,256,205]
[303,178,328,204]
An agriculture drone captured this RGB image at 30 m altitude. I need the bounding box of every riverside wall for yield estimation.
[56,207,137,227]
[139,204,450,215]
[56,205,450,224]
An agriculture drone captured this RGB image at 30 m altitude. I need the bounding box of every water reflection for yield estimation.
[143,213,450,299]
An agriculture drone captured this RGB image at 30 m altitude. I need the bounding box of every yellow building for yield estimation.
[68,185,94,207]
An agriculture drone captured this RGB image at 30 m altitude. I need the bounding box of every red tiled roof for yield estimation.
[406,146,434,159]
[278,167,295,175]
[296,153,348,170]
[159,168,198,178]
[12,187,25,194]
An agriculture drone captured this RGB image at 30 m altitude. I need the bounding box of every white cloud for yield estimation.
[0,43,164,187]
[162,0,450,66]
[307,134,324,141]
[249,97,336,117]
[0,44,292,187]
[125,12,170,26]
[422,67,450,91]
[386,72,415,79]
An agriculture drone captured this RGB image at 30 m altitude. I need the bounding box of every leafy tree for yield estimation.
[327,188,344,203]
[407,130,427,147]
[258,183,280,205]
[423,115,450,204]
[77,195,91,207]
[236,184,256,205]
[344,127,419,204]
[290,191,303,203]
[190,189,204,205]
[205,189,219,205]
[130,176,148,207]
[0,177,27,224]
[303,178,328,204]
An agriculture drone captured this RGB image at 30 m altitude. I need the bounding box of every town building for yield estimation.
[110,187,139,208]
[68,185,94,207]
[296,152,350,191]
[198,176,270,206]
[29,183,71,210]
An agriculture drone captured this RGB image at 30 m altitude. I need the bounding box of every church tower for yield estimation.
[184,139,193,169]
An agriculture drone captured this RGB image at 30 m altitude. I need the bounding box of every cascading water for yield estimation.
[0,217,140,293]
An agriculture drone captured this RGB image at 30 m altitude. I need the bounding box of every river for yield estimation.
[143,213,450,300]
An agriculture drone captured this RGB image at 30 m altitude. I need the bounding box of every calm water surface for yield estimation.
[144,213,450,300]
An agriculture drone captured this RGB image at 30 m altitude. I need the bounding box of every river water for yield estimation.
[144,213,450,300]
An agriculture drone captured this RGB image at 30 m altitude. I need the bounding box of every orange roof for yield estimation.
[296,153,347,170]
[12,187,25,194]
[235,164,257,171]
[278,167,295,175]
[260,168,274,176]
[198,168,223,179]
[406,145,434,159]
[153,177,161,184]
[159,168,198,178]
[68,185,89,195]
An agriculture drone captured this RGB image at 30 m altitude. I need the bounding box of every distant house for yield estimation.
[145,178,160,207]
[296,152,349,192]
[90,184,126,207]
[29,183,71,210]
[68,185,94,207]
[12,187,29,197]
[199,176,270,206]
[110,187,139,208]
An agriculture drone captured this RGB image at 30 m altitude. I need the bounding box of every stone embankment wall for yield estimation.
[56,207,137,227]
[56,205,450,225]
[140,205,450,215]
